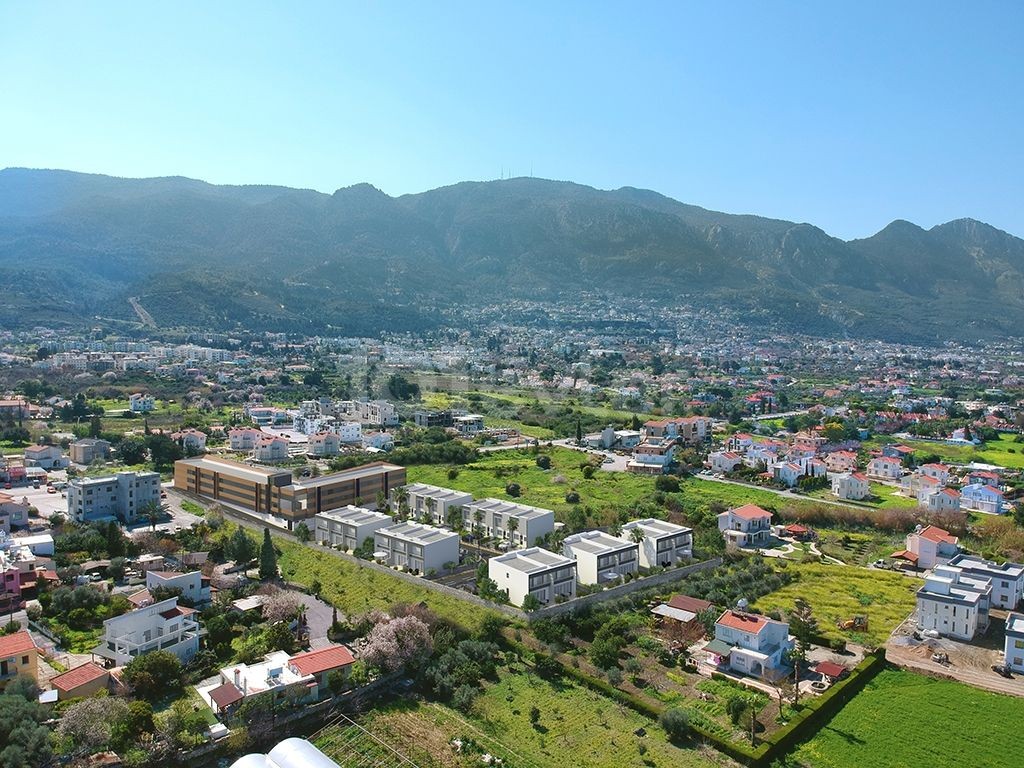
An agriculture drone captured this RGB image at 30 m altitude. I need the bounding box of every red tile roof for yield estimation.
[288,644,355,675]
[127,589,153,607]
[729,504,772,521]
[813,661,847,678]
[50,662,108,693]
[208,681,245,710]
[159,605,196,620]
[716,610,769,634]
[917,526,957,545]
[667,595,713,614]
[0,630,36,657]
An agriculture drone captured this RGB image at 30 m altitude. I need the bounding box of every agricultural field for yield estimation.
[781,669,1024,768]
[274,537,499,633]
[751,562,918,647]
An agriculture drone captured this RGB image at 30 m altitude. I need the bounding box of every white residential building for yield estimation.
[916,566,991,641]
[462,498,556,549]
[362,431,395,451]
[99,597,199,665]
[627,436,676,475]
[454,414,485,435]
[314,506,393,550]
[960,483,1005,514]
[903,525,960,570]
[336,421,362,443]
[618,518,692,568]
[867,456,903,480]
[717,504,773,548]
[921,487,961,513]
[171,428,207,453]
[146,569,212,606]
[919,463,951,484]
[339,399,399,427]
[824,450,858,473]
[831,471,870,501]
[946,554,1024,610]
[401,484,474,527]
[228,427,263,451]
[1005,613,1024,673]
[23,445,68,470]
[128,393,155,413]
[708,451,743,474]
[774,462,804,487]
[562,530,639,585]
[373,521,460,574]
[67,471,161,523]
[488,547,577,607]
[708,610,794,678]
[308,432,341,457]
[253,436,290,463]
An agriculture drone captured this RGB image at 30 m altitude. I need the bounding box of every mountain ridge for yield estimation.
[1,167,1022,343]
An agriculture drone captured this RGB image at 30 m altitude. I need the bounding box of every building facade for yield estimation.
[67,471,161,523]
[488,547,577,607]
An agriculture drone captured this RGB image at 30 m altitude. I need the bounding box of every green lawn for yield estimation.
[867,433,1024,470]
[803,482,918,510]
[814,528,903,567]
[782,669,1024,768]
[275,538,499,633]
[752,562,918,646]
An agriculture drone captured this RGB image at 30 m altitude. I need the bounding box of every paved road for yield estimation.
[748,409,811,422]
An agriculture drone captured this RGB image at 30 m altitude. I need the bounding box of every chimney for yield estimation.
[234,668,241,690]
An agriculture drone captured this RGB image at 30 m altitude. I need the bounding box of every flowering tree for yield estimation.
[361,615,433,673]
[261,589,301,624]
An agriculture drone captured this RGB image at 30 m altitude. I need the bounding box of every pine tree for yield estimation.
[259,527,278,581]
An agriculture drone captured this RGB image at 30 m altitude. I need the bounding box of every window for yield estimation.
[1014,639,1024,649]
[21,656,28,665]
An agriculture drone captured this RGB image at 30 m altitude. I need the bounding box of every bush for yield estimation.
[505,482,522,497]
[660,707,690,742]
[830,637,848,653]
[122,650,183,701]
[565,490,580,503]
[655,475,680,492]
[581,465,596,479]
[536,455,552,470]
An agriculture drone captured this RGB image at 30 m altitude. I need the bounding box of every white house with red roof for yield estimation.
[708,450,743,474]
[717,504,773,548]
[253,435,290,463]
[867,455,904,481]
[145,569,212,605]
[774,462,804,488]
[968,469,1001,488]
[727,433,754,453]
[960,483,1006,515]
[921,486,961,513]
[228,427,263,451]
[831,471,870,500]
[824,450,858,473]
[308,432,341,457]
[919,463,951,484]
[171,428,207,453]
[900,471,940,499]
[904,525,960,570]
[706,610,794,678]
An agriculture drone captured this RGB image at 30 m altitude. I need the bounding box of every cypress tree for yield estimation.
[259,527,278,581]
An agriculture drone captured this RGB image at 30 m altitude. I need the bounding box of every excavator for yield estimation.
[836,615,868,631]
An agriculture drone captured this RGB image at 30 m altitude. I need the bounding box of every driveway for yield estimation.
[296,591,335,646]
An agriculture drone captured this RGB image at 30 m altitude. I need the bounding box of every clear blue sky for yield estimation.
[1,1,1021,239]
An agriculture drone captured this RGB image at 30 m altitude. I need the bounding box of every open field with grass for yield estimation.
[867,433,1024,469]
[407,447,657,520]
[803,483,919,511]
[342,663,739,768]
[814,528,903,567]
[781,668,1024,768]
[274,537,499,633]
[752,562,918,646]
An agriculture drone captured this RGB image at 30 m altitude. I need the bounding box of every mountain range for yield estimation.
[1,167,1022,344]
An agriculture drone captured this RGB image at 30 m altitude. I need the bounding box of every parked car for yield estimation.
[46,486,57,494]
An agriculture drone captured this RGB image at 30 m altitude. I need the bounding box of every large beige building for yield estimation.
[173,455,406,525]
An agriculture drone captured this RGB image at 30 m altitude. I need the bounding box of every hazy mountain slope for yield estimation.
[1,168,1022,343]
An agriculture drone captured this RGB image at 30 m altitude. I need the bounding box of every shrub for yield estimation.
[535,455,551,470]
[655,475,680,492]
[660,707,690,743]
[565,490,581,503]
[505,482,522,497]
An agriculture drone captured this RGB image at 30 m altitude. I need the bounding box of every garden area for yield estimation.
[779,668,1024,768]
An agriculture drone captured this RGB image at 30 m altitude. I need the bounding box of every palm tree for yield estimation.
[424,496,437,524]
[473,508,484,543]
[629,527,646,545]
[507,517,519,548]
[392,487,409,521]
[446,505,465,536]
[141,501,168,532]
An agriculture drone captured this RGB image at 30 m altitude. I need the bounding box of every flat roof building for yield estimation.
[463,498,555,549]
[618,518,692,568]
[563,530,639,585]
[314,506,393,551]
[173,455,405,525]
[488,547,576,608]
[373,521,460,575]
[400,483,474,526]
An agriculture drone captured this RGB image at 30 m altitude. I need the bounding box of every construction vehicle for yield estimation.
[836,615,868,631]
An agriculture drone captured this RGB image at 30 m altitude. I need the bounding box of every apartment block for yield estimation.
[67,471,161,523]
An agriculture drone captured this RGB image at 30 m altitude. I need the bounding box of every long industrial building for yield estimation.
[173,455,405,525]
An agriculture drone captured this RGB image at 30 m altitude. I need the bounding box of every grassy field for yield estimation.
[752,562,918,646]
[803,482,918,510]
[781,669,1024,768]
[867,433,1024,469]
[274,537,499,633]
[407,447,657,521]
[331,664,739,768]
[814,528,903,567]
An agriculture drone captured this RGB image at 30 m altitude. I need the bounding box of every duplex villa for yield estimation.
[69,438,112,465]
[171,428,207,452]
[254,435,290,463]
[128,393,155,413]
[1005,613,1024,673]
[488,547,577,607]
[314,506,393,550]
[705,610,794,679]
[960,483,1006,514]
[867,455,904,481]
[373,521,460,573]
[618,518,692,568]
[831,471,870,500]
[308,432,342,457]
[462,498,556,548]
[401,483,474,526]
[562,530,639,585]
[67,471,161,523]
[98,597,200,665]
[915,565,992,641]
[718,504,773,548]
